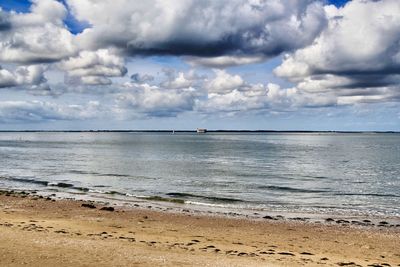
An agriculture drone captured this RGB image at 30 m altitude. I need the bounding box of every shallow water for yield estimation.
[0,132,399,217]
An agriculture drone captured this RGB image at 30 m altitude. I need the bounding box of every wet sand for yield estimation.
[0,190,399,267]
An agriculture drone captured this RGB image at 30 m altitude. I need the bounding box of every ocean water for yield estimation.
[0,132,399,218]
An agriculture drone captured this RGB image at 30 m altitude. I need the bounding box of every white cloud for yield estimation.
[60,49,127,85]
[205,70,245,94]
[274,0,400,104]
[198,90,267,113]
[0,65,47,88]
[160,69,202,89]
[74,69,341,117]
[0,0,76,64]
[115,83,196,118]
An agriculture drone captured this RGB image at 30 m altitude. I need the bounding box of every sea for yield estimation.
[0,132,399,219]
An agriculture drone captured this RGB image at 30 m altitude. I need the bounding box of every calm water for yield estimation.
[0,132,399,217]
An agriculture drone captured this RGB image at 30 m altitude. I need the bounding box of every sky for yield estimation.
[0,0,399,131]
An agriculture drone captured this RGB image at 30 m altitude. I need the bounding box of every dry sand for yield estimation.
[0,190,399,267]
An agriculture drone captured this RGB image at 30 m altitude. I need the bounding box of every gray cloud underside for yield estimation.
[69,0,326,57]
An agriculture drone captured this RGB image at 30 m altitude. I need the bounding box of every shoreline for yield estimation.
[2,188,400,228]
[0,189,399,266]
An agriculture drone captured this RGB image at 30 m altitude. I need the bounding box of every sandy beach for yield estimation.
[0,190,398,267]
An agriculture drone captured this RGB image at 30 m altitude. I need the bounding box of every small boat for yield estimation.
[196,128,207,133]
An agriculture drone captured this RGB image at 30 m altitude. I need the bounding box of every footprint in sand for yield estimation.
[278,252,295,256]
[300,252,314,255]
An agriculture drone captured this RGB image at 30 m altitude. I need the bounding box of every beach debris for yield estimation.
[81,203,96,209]
[336,262,362,266]
[100,206,114,211]
[336,219,350,224]
[54,230,68,234]
[262,215,277,220]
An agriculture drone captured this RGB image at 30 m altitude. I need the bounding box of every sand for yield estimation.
[0,191,399,267]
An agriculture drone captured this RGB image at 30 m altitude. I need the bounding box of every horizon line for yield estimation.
[0,130,398,133]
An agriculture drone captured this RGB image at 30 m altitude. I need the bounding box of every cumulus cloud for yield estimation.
[0,65,383,124]
[67,0,326,61]
[275,0,400,104]
[159,69,203,89]
[268,83,337,108]
[0,65,47,88]
[0,0,76,64]
[115,83,196,118]
[198,80,335,114]
[205,70,245,94]
[91,69,302,118]
[63,68,342,118]
[198,90,268,114]
[60,49,127,85]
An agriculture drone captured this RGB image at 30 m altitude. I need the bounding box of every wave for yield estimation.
[103,190,127,196]
[68,170,131,178]
[140,195,185,204]
[48,182,73,188]
[0,176,49,186]
[0,176,91,192]
[257,185,328,193]
[166,192,243,203]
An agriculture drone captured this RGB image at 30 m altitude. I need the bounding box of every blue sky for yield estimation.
[0,0,398,131]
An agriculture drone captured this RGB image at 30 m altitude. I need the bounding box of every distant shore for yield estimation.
[0,190,399,267]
